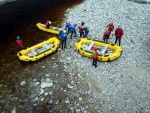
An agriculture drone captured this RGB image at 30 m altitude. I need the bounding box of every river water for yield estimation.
[0,0,84,80]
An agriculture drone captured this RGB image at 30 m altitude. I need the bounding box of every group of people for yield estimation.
[58,21,90,50]
[16,20,124,68]
[103,22,124,46]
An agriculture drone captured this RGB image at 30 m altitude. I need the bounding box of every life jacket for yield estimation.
[16,40,23,47]
[103,30,110,38]
[78,25,84,32]
[45,20,50,26]
[115,28,124,37]
[93,51,98,60]
[61,34,66,40]
[108,23,114,31]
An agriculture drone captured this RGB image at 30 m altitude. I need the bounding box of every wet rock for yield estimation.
[39,88,45,95]
[28,93,38,99]
[20,80,26,86]
[40,82,53,88]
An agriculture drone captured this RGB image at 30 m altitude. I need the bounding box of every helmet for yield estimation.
[110,22,113,25]
[118,25,122,29]
[63,30,66,33]
[66,22,70,24]
[59,28,63,31]
[17,36,20,40]
[74,24,77,27]
[81,22,85,26]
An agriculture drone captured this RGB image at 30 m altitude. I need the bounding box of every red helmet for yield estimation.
[110,22,113,25]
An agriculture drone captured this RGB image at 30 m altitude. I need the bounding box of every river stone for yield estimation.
[40,82,53,88]
[28,93,38,99]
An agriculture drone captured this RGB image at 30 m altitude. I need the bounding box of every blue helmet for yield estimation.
[118,25,122,29]
[17,36,20,40]
[74,24,77,27]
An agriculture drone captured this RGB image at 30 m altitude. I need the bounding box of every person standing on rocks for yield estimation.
[65,21,71,34]
[60,30,68,49]
[103,29,110,43]
[68,24,77,39]
[78,22,85,37]
[83,27,89,38]
[58,28,64,38]
[16,36,24,50]
[92,50,98,68]
[114,25,124,46]
[106,22,114,34]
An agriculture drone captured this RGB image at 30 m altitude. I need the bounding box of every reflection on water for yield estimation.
[0,0,84,79]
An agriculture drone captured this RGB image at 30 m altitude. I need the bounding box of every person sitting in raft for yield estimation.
[16,36,24,50]
[45,20,52,28]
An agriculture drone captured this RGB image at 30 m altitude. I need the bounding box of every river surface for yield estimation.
[0,0,84,80]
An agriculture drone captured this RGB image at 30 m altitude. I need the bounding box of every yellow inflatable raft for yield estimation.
[75,38,123,62]
[36,23,61,34]
[17,37,60,62]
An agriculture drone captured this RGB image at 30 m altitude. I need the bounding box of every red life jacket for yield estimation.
[115,28,124,37]
[78,25,84,32]
[45,20,50,26]
[103,30,110,38]
[107,23,114,31]
[16,40,23,47]
[93,51,98,60]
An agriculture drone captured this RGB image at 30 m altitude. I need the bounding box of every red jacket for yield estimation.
[16,39,23,47]
[107,23,114,31]
[45,20,52,26]
[103,30,110,39]
[78,25,84,32]
[115,28,124,38]
[92,51,98,60]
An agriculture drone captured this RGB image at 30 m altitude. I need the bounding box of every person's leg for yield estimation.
[92,59,95,66]
[106,35,109,43]
[115,37,118,44]
[67,28,71,34]
[61,40,64,49]
[79,32,81,37]
[95,60,97,68]
[70,32,73,39]
[118,37,121,46]
[103,37,106,42]
[74,31,77,37]
[64,40,67,48]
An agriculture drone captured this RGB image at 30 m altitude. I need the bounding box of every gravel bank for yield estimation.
[59,0,150,112]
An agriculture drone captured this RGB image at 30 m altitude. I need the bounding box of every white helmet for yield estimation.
[59,28,63,31]
[63,30,66,33]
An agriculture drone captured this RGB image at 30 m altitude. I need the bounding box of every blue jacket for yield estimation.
[65,22,71,29]
[60,34,68,41]
[58,30,64,38]
[68,24,77,33]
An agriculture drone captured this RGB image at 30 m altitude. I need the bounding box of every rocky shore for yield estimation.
[0,0,150,113]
